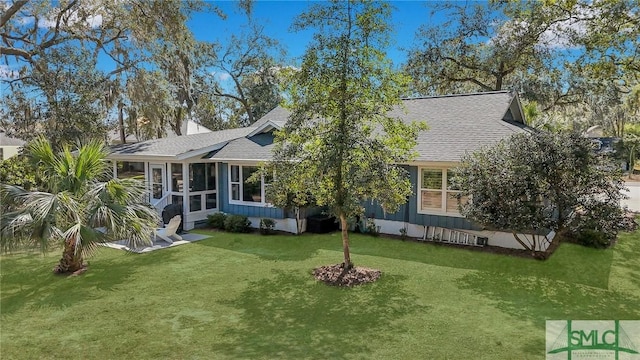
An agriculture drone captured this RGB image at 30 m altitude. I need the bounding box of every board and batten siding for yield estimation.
[218,162,285,219]
[361,166,482,231]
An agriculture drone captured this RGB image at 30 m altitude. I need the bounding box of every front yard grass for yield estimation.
[1,230,638,359]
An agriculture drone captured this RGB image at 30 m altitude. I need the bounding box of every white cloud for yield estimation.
[37,5,103,29]
[214,72,232,81]
[491,3,595,50]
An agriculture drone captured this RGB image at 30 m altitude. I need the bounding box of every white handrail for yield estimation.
[151,192,171,212]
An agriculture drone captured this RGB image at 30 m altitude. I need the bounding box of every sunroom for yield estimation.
[107,128,254,230]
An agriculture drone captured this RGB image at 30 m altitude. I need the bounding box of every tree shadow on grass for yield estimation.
[213,270,428,359]
[457,271,640,330]
[194,233,328,262]
[0,248,178,315]
[612,233,640,290]
[194,231,614,289]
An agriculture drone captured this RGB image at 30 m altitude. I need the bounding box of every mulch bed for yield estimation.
[313,263,381,287]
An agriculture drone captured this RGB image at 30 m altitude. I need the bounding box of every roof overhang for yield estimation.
[246,120,281,137]
[108,142,229,162]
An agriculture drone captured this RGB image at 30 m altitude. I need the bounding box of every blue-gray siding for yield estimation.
[362,166,482,231]
[218,163,286,219]
[218,162,480,230]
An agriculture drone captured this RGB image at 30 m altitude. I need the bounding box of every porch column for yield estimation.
[182,162,190,229]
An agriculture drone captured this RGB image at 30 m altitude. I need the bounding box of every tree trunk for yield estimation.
[118,101,126,144]
[340,213,352,269]
[54,238,85,274]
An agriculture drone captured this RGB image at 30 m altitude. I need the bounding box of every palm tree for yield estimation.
[1,137,160,274]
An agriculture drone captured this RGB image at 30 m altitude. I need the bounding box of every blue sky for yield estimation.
[188,1,439,67]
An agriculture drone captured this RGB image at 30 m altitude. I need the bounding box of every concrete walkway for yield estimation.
[622,181,640,212]
[101,232,210,253]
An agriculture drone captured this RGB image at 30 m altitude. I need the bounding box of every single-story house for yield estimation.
[108,90,555,251]
[0,132,26,161]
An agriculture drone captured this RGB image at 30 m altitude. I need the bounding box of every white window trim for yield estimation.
[417,166,464,217]
[228,164,271,207]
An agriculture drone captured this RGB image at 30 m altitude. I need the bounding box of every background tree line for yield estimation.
[1,0,639,148]
[0,0,284,147]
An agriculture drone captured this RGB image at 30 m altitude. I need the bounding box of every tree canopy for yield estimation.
[0,0,220,145]
[0,137,160,274]
[405,0,640,115]
[453,131,626,256]
[265,0,425,268]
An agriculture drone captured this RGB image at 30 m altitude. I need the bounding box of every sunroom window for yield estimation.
[116,161,144,179]
[186,163,217,213]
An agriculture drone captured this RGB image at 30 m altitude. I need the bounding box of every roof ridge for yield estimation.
[401,90,512,101]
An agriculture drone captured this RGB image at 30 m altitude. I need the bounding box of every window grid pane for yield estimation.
[421,190,442,210]
[446,192,461,212]
[242,166,261,202]
[171,164,183,192]
[421,169,442,189]
[206,193,217,209]
[206,163,216,190]
[231,184,240,201]
[189,195,202,212]
[231,165,240,183]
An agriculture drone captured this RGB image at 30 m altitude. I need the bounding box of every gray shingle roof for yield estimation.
[109,91,529,163]
[109,127,253,158]
[251,106,290,129]
[210,135,275,161]
[0,132,26,146]
[393,91,529,162]
[214,91,529,163]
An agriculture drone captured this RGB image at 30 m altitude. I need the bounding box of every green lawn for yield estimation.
[1,230,639,359]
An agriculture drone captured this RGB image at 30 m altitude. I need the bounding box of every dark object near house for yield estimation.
[162,204,183,233]
[307,215,339,233]
[476,237,489,246]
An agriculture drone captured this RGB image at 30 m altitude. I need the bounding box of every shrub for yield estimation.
[260,218,276,235]
[207,212,227,229]
[571,229,611,249]
[224,214,252,233]
[365,217,380,237]
[399,227,408,240]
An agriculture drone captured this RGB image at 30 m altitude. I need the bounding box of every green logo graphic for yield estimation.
[547,320,640,360]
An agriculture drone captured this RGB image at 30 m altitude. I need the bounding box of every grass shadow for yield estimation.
[456,270,640,331]
[194,230,614,288]
[192,231,328,261]
[0,247,179,315]
[213,270,428,359]
[612,231,640,290]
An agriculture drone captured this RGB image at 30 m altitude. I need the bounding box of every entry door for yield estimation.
[150,164,166,201]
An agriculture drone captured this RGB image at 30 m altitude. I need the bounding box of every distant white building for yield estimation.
[0,132,26,160]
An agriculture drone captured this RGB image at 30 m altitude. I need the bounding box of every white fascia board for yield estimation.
[246,120,281,137]
[210,158,269,165]
[106,154,176,162]
[175,142,228,161]
[401,160,460,167]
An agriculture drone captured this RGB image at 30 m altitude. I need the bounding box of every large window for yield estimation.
[116,161,144,179]
[418,168,467,215]
[187,163,217,212]
[229,164,270,206]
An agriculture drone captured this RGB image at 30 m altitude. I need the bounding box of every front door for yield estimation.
[150,164,166,201]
